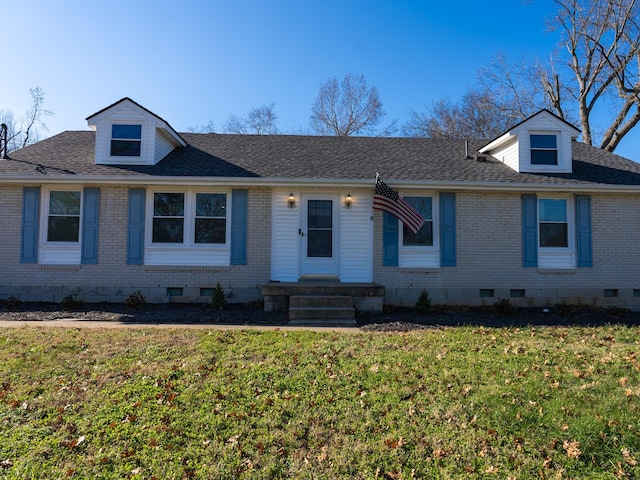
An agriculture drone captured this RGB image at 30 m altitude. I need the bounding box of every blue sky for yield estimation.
[2,0,638,161]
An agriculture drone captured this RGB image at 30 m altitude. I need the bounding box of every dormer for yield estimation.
[86,98,186,166]
[479,110,581,174]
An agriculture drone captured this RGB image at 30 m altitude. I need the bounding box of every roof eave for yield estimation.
[1,175,639,193]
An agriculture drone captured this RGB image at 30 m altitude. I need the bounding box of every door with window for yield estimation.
[300,194,339,278]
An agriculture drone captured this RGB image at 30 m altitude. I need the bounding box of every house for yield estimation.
[2,97,640,318]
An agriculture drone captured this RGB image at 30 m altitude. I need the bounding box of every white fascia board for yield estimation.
[478,132,515,153]
[2,175,640,193]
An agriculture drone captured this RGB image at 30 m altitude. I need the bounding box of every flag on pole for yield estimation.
[373,175,425,234]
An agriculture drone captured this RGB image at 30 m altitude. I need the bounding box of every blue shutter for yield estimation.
[382,211,399,266]
[127,189,145,265]
[21,187,40,264]
[230,190,248,265]
[522,194,538,267]
[575,195,592,267]
[81,188,100,264]
[440,193,456,266]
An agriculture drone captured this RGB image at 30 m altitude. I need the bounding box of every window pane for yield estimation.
[47,217,79,242]
[154,193,184,216]
[152,218,184,243]
[405,197,432,220]
[308,230,332,257]
[403,221,433,246]
[531,150,558,165]
[308,200,332,229]
[196,193,226,217]
[403,196,433,246]
[110,140,141,157]
[195,218,226,244]
[112,124,141,139]
[49,191,80,215]
[539,199,566,222]
[540,223,568,247]
[530,134,556,148]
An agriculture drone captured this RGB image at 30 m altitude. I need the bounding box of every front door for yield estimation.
[300,194,339,278]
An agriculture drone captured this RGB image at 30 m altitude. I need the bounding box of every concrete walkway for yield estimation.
[0,319,363,332]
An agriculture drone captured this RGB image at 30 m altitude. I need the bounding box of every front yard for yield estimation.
[0,325,639,478]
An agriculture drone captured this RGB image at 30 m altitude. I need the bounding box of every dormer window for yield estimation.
[530,133,558,165]
[110,124,142,157]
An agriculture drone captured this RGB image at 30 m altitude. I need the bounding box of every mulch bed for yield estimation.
[1,300,639,331]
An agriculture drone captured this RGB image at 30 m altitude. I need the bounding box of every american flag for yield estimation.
[373,176,425,234]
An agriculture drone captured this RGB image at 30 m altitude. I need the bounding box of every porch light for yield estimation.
[288,193,296,208]
[345,193,353,209]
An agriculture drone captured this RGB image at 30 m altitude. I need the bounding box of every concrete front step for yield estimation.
[289,295,353,308]
[288,306,355,320]
[287,317,358,327]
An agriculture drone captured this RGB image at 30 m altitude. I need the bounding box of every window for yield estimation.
[530,134,558,165]
[195,193,226,244]
[110,124,141,157]
[47,191,81,242]
[153,193,184,243]
[539,198,568,248]
[151,191,227,245]
[402,197,433,246]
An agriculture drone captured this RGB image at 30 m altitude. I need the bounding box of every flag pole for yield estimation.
[375,171,379,185]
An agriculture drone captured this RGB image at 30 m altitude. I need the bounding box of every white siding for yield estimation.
[271,190,300,281]
[339,192,373,282]
[490,136,519,171]
[39,245,81,264]
[154,129,175,163]
[145,247,230,266]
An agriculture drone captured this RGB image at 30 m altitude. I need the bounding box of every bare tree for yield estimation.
[543,0,640,151]
[403,89,516,140]
[223,103,279,134]
[407,1,640,151]
[188,103,279,135]
[0,87,52,153]
[310,73,395,136]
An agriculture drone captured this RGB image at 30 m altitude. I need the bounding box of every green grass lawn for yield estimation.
[0,325,638,479]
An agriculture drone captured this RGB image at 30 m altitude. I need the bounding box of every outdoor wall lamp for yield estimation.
[288,193,296,208]
[345,193,353,209]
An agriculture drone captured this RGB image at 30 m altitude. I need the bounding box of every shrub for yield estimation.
[125,291,146,310]
[1,296,21,312]
[494,298,515,316]
[554,303,575,318]
[59,294,82,311]
[211,283,227,311]
[415,290,431,314]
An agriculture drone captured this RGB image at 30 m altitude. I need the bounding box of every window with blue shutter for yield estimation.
[21,187,40,263]
[440,193,456,267]
[230,190,248,265]
[127,189,145,265]
[575,195,592,267]
[382,211,399,266]
[81,188,100,264]
[522,194,538,267]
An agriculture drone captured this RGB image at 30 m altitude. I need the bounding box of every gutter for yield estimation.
[1,175,640,194]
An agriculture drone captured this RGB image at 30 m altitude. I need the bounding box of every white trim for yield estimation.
[537,194,576,269]
[398,192,440,268]
[144,187,231,266]
[107,121,144,163]
[39,185,83,264]
[3,176,640,193]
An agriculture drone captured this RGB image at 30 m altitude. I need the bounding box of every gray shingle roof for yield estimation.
[1,130,640,188]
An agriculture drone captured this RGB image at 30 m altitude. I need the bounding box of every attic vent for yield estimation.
[474,154,487,162]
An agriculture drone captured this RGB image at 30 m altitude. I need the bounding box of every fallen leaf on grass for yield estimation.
[1,460,13,468]
[622,448,637,466]
[563,440,581,459]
